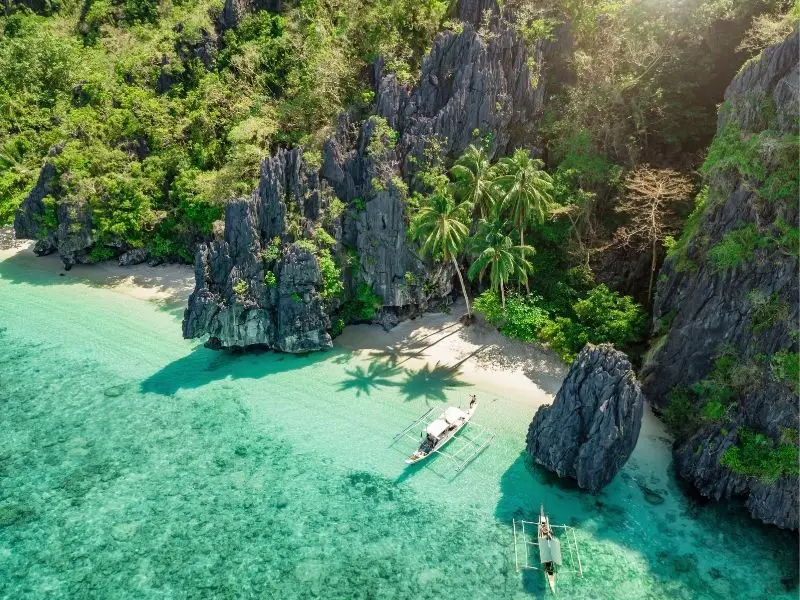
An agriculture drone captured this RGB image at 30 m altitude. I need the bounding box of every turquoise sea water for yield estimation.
[0,252,797,599]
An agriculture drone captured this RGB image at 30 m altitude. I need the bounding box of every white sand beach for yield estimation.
[0,237,196,311]
[337,305,567,408]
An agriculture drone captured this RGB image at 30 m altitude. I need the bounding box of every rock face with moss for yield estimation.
[183,9,547,350]
[526,344,644,492]
[641,31,799,529]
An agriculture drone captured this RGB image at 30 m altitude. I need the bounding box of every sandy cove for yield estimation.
[0,237,196,311]
[1,233,566,410]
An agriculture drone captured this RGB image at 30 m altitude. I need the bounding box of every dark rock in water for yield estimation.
[642,31,799,530]
[0,505,34,527]
[103,385,127,398]
[639,485,666,506]
[526,344,644,492]
[118,248,150,267]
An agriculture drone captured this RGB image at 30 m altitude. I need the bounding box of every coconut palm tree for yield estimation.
[492,149,553,290]
[451,144,498,220]
[467,218,534,309]
[410,190,473,317]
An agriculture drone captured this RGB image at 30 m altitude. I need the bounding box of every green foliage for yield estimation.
[473,283,645,363]
[747,290,789,333]
[263,270,277,288]
[546,130,621,190]
[0,0,447,243]
[702,123,800,204]
[661,388,700,440]
[708,224,770,271]
[313,227,336,249]
[571,284,647,348]
[774,216,800,258]
[294,239,318,254]
[324,197,346,224]
[232,280,249,296]
[771,351,800,393]
[290,291,302,303]
[667,186,708,271]
[340,283,382,322]
[317,249,344,300]
[721,427,799,483]
[366,116,398,157]
[261,237,282,264]
[88,244,114,262]
[331,317,345,338]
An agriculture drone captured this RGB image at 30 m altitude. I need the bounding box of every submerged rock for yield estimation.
[526,344,644,492]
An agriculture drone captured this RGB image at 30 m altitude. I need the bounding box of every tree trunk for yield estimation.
[452,256,472,317]
[500,281,506,309]
[648,236,657,305]
[520,225,530,294]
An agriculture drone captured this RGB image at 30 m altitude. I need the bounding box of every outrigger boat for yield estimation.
[538,505,561,594]
[405,396,478,464]
[512,506,581,594]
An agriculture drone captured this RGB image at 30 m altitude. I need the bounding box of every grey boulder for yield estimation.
[526,344,644,492]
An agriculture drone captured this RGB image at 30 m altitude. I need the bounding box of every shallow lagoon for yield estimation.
[0,254,797,599]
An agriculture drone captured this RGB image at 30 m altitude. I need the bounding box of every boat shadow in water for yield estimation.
[141,345,327,396]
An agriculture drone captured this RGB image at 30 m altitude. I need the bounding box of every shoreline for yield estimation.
[336,306,568,409]
[1,234,566,411]
[0,238,196,311]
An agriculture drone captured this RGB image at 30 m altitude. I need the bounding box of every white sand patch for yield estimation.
[336,300,568,411]
[0,239,194,310]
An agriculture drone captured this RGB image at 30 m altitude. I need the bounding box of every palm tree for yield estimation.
[451,144,498,220]
[410,190,473,317]
[467,218,534,309]
[492,149,553,290]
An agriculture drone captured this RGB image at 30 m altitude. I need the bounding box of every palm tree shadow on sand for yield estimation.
[397,362,470,402]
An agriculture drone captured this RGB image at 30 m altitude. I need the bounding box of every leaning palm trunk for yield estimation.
[452,256,472,317]
[500,281,506,309]
[519,225,530,294]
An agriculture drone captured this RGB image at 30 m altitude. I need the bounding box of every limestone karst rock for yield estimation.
[183,13,548,350]
[641,31,799,529]
[526,344,644,492]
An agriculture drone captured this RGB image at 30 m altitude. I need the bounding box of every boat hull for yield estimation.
[405,404,475,464]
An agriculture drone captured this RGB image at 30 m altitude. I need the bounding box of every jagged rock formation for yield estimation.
[526,344,644,492]
[642,31,799,529]
[183,11,547,350]
[218,0,281,31]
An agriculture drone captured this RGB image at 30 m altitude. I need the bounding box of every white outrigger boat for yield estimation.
[391,395,494,472]
[537,505,560,594]
[512,506,583,594]
[406,396,478,464]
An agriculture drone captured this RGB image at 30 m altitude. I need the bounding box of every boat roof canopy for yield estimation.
[539,538,563,566]
[444,407,467,424]
[425,419,449,438]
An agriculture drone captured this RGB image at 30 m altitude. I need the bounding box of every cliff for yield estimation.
[183,11,548,350]
[641,31,799,529]
[526,344,644,492]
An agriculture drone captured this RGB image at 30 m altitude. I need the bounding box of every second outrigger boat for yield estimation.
[405,396,477,464]
[538,505,562,594]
